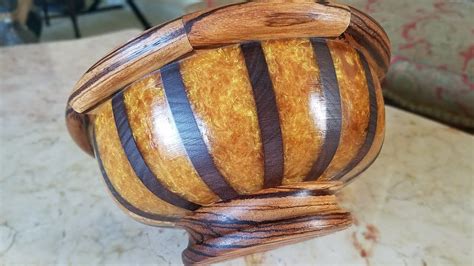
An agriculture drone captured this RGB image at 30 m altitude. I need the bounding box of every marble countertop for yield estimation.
[1,30,473,265]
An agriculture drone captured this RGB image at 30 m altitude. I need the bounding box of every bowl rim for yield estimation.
[65,1,390,156]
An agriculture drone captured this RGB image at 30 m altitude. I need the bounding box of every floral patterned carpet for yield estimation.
[346,0,473,128]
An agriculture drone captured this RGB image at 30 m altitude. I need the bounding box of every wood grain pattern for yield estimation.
[65,106,94,156]
[342,6,391,80]
[67,1,392,117]
[183,2,351,47]
[178,182,352,265]
[66,1,360,116]
[69,19,193,113]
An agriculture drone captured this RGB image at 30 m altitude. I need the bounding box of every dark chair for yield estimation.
[37,0,151,38]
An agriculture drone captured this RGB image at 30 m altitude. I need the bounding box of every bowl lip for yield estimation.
[65,1,391,156]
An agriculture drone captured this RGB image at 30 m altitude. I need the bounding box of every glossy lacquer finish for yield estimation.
[91,38,385,224]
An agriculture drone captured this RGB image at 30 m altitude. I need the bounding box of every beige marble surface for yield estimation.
[1,30,473,265]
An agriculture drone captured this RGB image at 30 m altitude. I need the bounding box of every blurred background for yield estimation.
[0,0,223,43]
[0,0,473,131]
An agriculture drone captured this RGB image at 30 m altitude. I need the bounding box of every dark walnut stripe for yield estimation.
[91,131,179,222]
[332,50,378,181]
[111,92,200,211]
[241,42,284,188]
[305,38,342,181]
[160,62,239,200]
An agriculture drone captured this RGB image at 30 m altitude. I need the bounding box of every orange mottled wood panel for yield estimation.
[89,38,386,223]
[122,75,219,205]
[261,39,324,184]
[341,63,385,183]
[179,45,265,194]
[319,41,370,180]
[94,102,188,221]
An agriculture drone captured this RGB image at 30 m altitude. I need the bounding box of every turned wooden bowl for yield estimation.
[66,1,390,264]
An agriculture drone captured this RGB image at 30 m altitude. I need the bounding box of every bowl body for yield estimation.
[92,37,385,225]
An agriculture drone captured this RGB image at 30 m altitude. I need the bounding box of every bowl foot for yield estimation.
[178,181,352,265]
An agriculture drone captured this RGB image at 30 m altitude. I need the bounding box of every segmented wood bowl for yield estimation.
[66,1,390,264]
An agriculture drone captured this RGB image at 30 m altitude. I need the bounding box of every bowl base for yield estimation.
[178,181,352,265]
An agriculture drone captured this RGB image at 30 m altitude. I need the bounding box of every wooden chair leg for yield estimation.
[68,0,81,38]
[41,0,50,26]
[87,0,101,12]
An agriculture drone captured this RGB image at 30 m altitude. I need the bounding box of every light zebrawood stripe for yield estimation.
[241,42,284,188]
[350,7,390,56]
[345,25,388,72]
[332,50,378,181]
[111,91,201,210]
[160,62,239,200]
[305,38,342,181]
[344,7,391,77]
[86,20,175,73]
[72,21,181,99]
[182,2,351,47]
[91,129,179,222]
[69,19,193,113]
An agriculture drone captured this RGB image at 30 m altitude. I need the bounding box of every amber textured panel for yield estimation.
[341,67,385,183]
[320,41,370,180]
[123,75,219,205]
[179,45,264,194]
[261,39,324,184]
[94,101,187,218]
